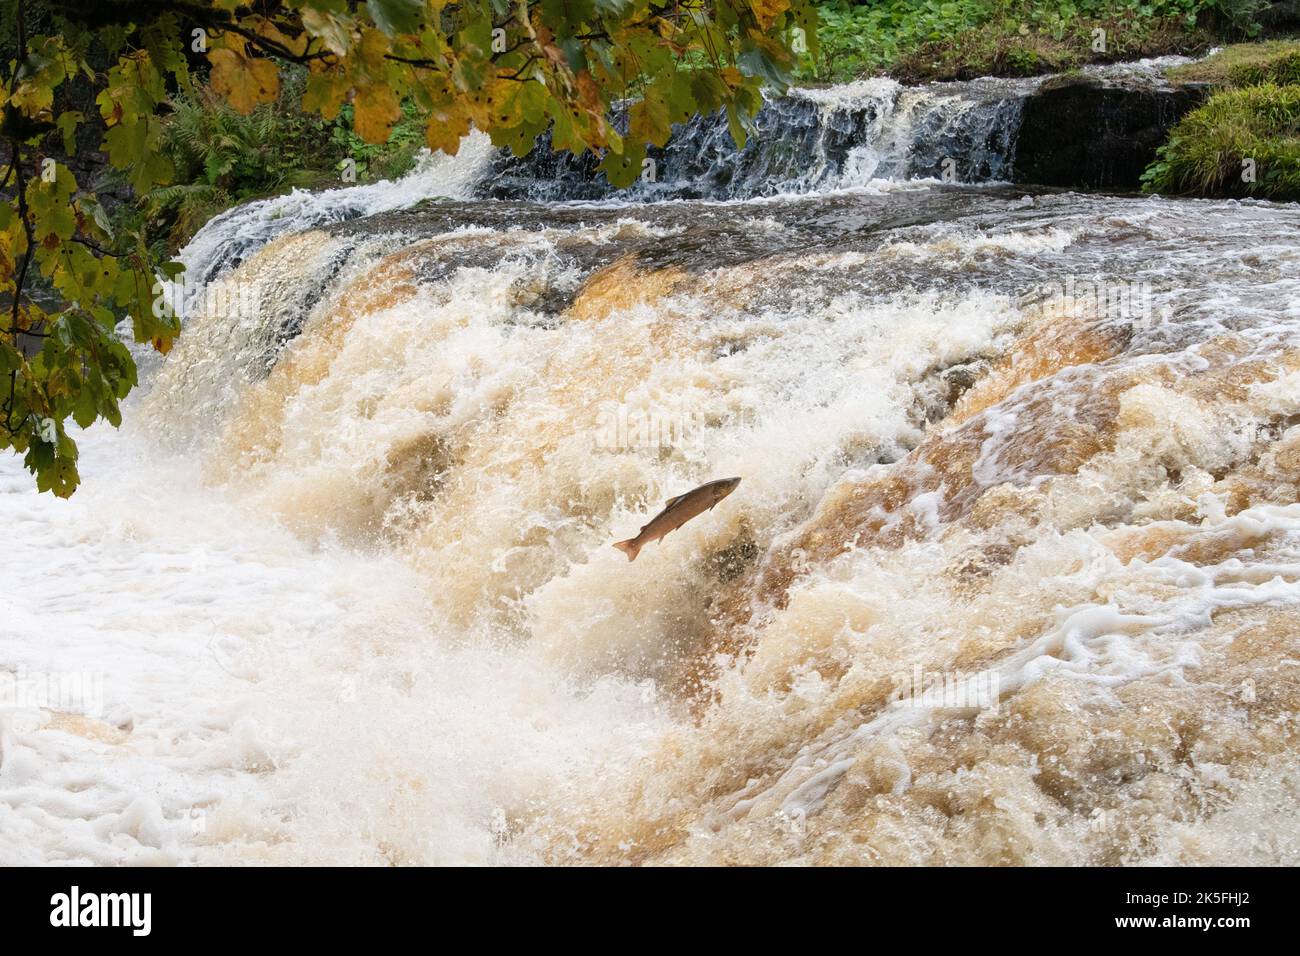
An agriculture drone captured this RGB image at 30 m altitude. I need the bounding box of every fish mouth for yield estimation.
[719,477,742,495]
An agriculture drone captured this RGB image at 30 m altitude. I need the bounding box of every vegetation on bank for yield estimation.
[141,68,427,255]
[1144,41,1300,198]
[1166,37,1300,81]
[801,0,1262,85]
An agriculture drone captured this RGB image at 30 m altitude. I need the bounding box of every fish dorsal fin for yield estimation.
[663,492,688,509]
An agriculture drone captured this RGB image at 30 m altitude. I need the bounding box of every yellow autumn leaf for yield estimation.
[749,0,791,31]
[465,78,520,129]
[255,17,309,57]
[11,80,54,113]
[425,105,469,155]
[208,41,279,115]
[353,83,401,143]
[576,72,602,112]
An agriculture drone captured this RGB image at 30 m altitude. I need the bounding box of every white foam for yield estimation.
[170,133,495,316]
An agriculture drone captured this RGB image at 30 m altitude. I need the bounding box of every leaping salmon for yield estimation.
[613,477,741,562]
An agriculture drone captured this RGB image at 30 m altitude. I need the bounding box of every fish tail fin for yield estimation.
[613,538,641,562]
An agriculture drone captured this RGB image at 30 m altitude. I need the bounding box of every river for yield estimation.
[2,68,1299,865]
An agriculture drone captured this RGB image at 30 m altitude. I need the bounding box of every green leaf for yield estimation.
[368,0,424,37]
[56,110,83,154]
[77,195,114,240]
[630,86,672,148]
[738,43,791,88]
[726,103,750,149]
[598,140,646,188]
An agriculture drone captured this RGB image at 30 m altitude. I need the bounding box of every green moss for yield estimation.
[1141,82,1300,199]
[1227,49,1300,87]
[1148,39,1300,200]
[800,1,1232,85]
[1167,40,1300,85]
[892,14,1210,83]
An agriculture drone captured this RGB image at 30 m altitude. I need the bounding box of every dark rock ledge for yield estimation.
[1013,72,1210,190]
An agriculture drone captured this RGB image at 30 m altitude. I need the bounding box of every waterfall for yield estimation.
[480,76,1042,201]
[7,64,1300,867]
[170,77,1041,310]
[168,131,498,316]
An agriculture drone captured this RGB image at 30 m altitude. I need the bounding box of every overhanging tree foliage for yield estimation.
[1,0,816,495]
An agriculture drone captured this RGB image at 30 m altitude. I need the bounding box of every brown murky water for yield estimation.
[111,183,1300,863]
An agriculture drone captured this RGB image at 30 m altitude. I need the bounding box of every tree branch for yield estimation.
[4,0,34,434]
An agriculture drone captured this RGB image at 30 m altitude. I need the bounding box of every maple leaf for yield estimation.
[353,83,402,143]
[209,39,280,115]
[749,0,791,31]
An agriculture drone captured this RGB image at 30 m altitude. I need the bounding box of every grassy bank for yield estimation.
[1143,41,1300,199]
[799,0,1261,84]
[1166,37,1300,81]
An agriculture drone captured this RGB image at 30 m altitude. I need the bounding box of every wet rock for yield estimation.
[1013,74,1209,190]
[1260,1,1300,31]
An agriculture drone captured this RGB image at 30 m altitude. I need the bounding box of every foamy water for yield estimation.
[4,103,1300,865]
[167,133,497,315]
[0,427,669,864]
